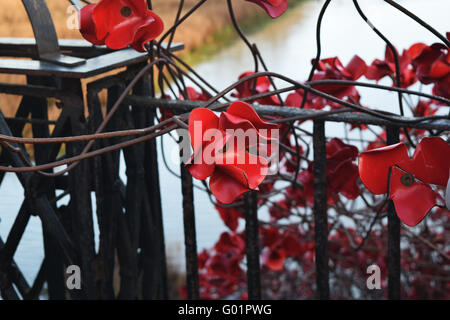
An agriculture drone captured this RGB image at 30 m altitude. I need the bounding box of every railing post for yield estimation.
[180,164,200,300]
[313,120,330,299]
[386,126,401,300]
[245,190,261,300]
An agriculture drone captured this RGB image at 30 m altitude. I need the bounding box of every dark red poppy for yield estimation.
[413,99,438,117]
[261,227,303,271]
[359,137,450,226]
[309,56,366,109]
[285,88,326,110]
[409,41,450,99]
[290,138,360,206]
[245,0,287,18]
[216,206,242,231]
[80,0,164,52]
[180,87,211,102]
[186,101,279,204]
[366,45,417,88]
[233,71,281,106]
[206,232,245,278]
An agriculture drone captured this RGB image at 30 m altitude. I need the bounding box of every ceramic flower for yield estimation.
[233,71,281,106]
[245,0,288,18]
[288,138,360,206]
[312,56,367,99]
[409,38,450,99]
[359,137,450,226]
[80,0,164,52]
[366,45,417,88]
[186,101,279,204]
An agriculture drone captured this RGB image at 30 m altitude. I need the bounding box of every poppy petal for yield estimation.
[129,12,164,52]
[389,166,440,226]
[245,0,287,18]
[188,108,219,154]
[186,159,215,180]
[359,143,411,194]
[225,101,279,131]
[345,55,367,80]
[209,168,250,204]
[79,4,105,45]
[410,137,450,186]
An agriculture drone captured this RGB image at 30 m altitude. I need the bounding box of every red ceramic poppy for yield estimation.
[288,138,359,206]
[180,87,211,102]
[366,45,417,88]
[409,41,450,99]
[216,206,242,231]
[261,227,303,271]
[245,0,288,18]
[311,56,367,108]
[186,101,279,204]
[233,72,281,106]
[359,137,450,226]
[80,0,164,52]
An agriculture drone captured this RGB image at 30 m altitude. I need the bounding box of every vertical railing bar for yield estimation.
[180,164,200,300]
[386,126,401,300]
[313,120,330,300]
[245,190,261,300]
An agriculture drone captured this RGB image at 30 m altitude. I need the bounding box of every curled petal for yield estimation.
[209,168,250,204]
[345,55,367,80]
[188,108,219,154]
[186,159,215,180]
[221,101,279,141]
[410,137,450,186]
[389,166,440,226]
[129,13,164,52]
[210,152,268,204]
[358,143,411,194]
[245,0,287,18]
[80,4,105,45]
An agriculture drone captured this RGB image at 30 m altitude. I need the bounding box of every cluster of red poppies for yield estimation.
[184,42,449,298]
[77,0,448,300]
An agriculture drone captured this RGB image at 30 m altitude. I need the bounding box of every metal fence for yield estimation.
[0,0,448,300]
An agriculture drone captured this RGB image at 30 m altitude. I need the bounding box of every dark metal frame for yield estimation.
[0,0,448,300]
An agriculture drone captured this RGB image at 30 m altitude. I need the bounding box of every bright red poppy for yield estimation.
[186,101,279,204]
[233,71,281,106]
[409,41,450,99]
[245,0,288,18]
[79,0,164,52]
[359,137,450,226]
[366,45,417,88]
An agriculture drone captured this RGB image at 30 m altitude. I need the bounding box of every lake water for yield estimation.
[0,0,449,285]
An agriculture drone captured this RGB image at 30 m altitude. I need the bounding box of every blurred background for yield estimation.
[0,0,448,298]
